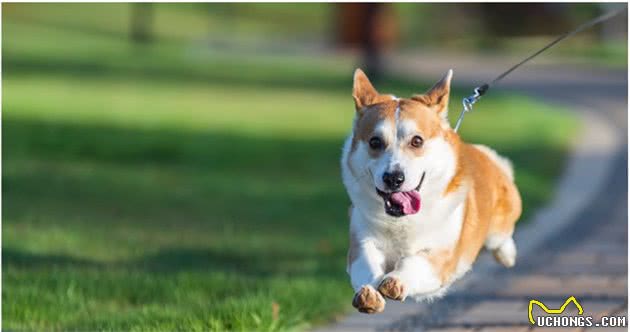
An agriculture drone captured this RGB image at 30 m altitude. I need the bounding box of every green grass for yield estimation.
[3,4,579,331]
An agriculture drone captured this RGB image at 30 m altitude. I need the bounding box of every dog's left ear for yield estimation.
[412,69,453,121]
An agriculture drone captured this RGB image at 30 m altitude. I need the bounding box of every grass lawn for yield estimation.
[3,4,579,331]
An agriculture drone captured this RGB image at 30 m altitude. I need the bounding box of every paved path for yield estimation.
[318,53,627,331]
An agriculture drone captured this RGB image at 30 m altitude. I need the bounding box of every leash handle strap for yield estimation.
[453,5,627,133]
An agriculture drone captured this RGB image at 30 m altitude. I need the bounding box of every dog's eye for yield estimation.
[369,137,383,150]
[411,135,424,148]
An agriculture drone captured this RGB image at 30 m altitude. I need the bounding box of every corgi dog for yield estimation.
[341,69,522,314]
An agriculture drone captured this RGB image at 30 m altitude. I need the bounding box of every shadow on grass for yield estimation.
[5,115,343,172]
[4,245,343,279]
[4,116,351,237]
[4,248,102,269]
[4,116,573,280]
[3,55,428,95]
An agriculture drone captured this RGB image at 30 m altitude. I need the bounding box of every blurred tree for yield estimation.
[335,3,398,81]
[130,3,153,44]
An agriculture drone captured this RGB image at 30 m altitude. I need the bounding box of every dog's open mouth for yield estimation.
[376,172,426,217]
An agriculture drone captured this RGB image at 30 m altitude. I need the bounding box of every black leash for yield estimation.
[453,5,627,132]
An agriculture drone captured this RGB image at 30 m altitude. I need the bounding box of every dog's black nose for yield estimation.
[383,171,405,190]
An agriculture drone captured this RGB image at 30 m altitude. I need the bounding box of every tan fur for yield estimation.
[411,69,452,121]
[414,109,520,286]
[419,129,521,283]
[474,144,514,181]
[423,248,455,283]
[351,100,397,155]
[398,100,443,135]
[352,69,397,112]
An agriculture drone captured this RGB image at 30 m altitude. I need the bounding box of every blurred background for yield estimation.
[3,3,626,331]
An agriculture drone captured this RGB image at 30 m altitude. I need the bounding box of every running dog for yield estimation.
[341,69,521,313]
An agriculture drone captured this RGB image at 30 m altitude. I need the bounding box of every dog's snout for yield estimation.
[382,171,405,190]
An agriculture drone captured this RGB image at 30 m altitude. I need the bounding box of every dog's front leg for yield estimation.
[348,239,387,314]
[378,255,442,301]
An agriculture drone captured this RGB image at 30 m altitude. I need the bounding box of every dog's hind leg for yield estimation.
[485,178,521,268]
[485,207,517,268]
[485,205,519,268]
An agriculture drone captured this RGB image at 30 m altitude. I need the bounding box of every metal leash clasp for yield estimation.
[453,86,484,133]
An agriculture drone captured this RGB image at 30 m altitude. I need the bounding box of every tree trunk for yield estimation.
[130,3,153,44]
[335,3,398,82]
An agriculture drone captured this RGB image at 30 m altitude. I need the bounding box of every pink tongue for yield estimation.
[390,191,421,215]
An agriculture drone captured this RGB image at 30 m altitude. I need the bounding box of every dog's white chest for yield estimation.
[366,197,465,260]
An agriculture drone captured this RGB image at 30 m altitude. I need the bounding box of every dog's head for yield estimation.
[348,69,456,217]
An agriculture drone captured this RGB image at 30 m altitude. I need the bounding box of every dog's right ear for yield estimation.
[352,68,379,113]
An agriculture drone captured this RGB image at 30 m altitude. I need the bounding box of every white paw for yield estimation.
[494,237,516,267]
